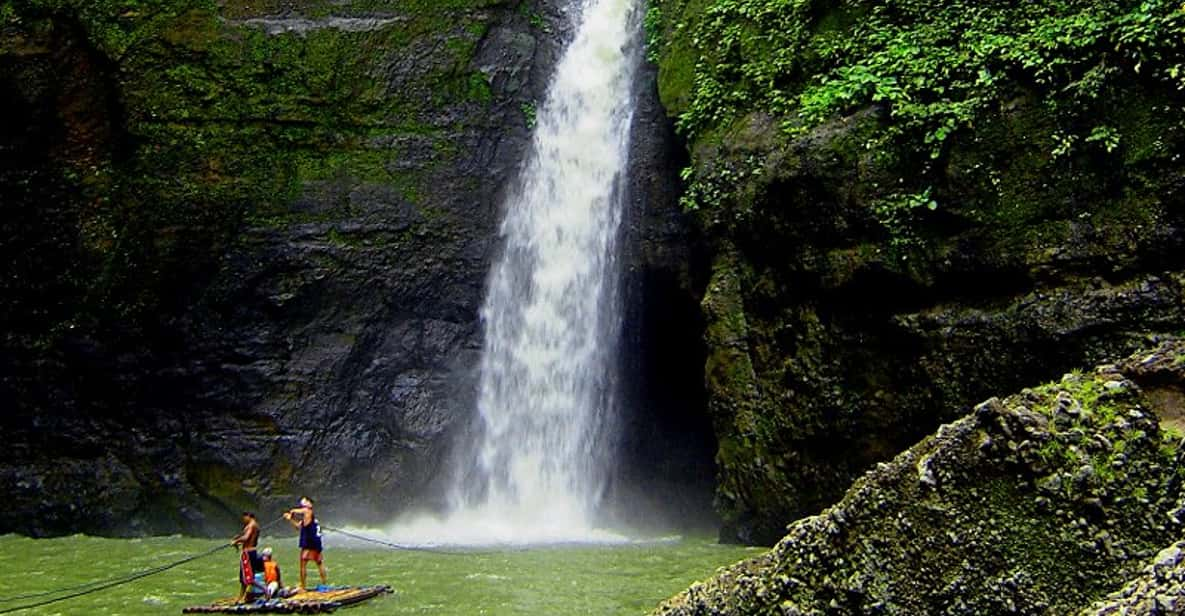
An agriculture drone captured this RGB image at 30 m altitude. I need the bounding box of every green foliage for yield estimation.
[1019,371,1176,505]
[1032,371,1125,423]
[643,5,663,62]
[467,72,494,103]
[325,227,361,248]
[1036,438,1079,468]
[518,2,548,32]
[656,0,1185,154]
[652,0,1185,250]
[1085,124,1122,152]
[521,101,537,129]
[872,188,937,248]
[677,153,762,220]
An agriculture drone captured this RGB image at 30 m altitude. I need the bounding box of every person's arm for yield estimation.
[232,525,248,545]
[284,510,301,530]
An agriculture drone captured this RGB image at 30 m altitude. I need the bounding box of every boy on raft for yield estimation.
[257,547,284,599]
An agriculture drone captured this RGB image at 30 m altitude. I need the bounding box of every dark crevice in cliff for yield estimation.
[613,262,718,533]
[607,54,719,534]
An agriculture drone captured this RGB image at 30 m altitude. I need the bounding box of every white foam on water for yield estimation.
[333,518,682,550]
[367,509,631,548]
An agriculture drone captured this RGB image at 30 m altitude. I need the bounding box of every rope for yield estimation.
[0,516,289,613]
[0,542,233,614]
[0,575,121,603]
[322,526,504,556]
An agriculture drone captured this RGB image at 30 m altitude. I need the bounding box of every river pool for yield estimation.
[0,534,759,615]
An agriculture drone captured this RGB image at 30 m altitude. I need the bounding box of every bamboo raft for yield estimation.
[182,586,392,614]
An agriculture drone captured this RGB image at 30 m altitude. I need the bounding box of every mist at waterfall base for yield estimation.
[355,0,709,547]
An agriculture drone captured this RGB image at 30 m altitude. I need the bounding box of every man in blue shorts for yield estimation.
[284,496,327,591]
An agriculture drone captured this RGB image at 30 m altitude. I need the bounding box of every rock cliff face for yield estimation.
[649,0,1185,543]
[0,0,554,535]
[654,340,1185,615]
[0,0,709,536]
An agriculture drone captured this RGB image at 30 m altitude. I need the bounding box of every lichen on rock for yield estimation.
[1083,541,1185,615]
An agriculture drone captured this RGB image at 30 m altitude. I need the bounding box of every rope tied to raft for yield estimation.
[322,526,474,555]
[0,516,287,614]
[0,542,232,614]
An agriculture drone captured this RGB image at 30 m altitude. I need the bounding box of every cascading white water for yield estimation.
[381,0,640,545]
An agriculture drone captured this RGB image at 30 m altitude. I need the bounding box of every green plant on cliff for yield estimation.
[521,101,538,128]
[518,2,548,32]
[654,0,1185,230]
[643,5,663,62]
[656,343,1185,614]
[872,187,937,248]
[659,0,1185,143]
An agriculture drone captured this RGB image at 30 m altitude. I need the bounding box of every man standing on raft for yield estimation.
[232,512,262,602]
[284,496,327,591]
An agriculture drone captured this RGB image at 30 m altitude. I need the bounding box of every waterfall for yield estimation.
[386,0,640,544]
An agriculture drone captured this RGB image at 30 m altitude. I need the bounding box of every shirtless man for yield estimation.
[284,496,327,591]
[232,512,262,602]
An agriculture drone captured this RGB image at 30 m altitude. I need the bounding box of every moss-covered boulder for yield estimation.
[654,340,1185,614]
[649,0,1185,543]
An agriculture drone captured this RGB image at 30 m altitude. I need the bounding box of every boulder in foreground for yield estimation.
[657,340,1185,615]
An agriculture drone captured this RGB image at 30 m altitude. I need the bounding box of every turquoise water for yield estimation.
[0,534,759,615]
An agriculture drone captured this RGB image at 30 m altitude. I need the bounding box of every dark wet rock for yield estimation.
[234,17,405,35]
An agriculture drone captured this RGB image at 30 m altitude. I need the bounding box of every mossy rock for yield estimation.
[656,340,1185,615]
